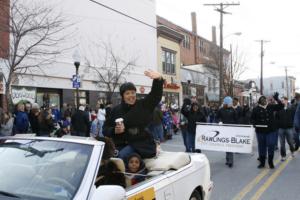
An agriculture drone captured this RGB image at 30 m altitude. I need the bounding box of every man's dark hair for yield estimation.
[100,104,105,109]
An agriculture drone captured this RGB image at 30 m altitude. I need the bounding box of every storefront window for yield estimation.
[36,93,60,108]
[163,92,179,107]
[74,91,88,106]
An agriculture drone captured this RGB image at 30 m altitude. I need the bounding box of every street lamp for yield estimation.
[72,49,81,110]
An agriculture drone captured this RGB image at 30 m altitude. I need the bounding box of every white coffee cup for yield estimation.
[115,118,124,126]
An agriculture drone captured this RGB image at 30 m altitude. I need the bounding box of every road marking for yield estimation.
[249,155,293,200]
[232,157,281,200]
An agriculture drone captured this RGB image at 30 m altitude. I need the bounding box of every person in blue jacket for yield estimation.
[14,103,29,134]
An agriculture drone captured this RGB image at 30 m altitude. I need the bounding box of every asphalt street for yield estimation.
[160,132,300,200]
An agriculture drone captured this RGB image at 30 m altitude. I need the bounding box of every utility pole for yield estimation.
[204,2,240,105]
[255,40,270,95]
[285,66,289,99]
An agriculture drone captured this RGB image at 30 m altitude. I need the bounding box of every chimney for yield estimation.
[191,12,197,34]
[212,26,217,44]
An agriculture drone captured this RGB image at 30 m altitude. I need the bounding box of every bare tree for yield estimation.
[85,42,137,102]
[207,44,247,97]
[0,0,71,110]
[229,45,247,96]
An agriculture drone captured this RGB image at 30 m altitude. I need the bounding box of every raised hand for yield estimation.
[144,69,162,80]
[273,92,279,101]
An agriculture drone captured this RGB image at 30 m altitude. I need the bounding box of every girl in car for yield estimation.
[126,153,148,186]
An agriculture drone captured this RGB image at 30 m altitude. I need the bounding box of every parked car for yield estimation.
[0,136,213,200]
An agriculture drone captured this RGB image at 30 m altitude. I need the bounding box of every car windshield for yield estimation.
[0,139,93,200]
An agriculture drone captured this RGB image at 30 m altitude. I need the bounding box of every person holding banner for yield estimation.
[216,96,238,168]
[181,101,206,153]
[251,92,284,169]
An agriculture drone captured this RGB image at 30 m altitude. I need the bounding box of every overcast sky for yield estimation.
[156,0,300,87]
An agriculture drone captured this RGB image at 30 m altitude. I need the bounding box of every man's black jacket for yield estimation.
[251,101,284,133]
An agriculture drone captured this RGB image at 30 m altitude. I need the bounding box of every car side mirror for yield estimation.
[91,185,126,200]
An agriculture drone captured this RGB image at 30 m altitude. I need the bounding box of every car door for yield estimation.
[126,174,175,200]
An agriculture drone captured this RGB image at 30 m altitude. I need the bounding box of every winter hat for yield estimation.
[119,82,136,97]
[258,96,267,105]
[31,103,40,110]
[79,105,85,111]
[183,98,192,105]
[223,96,233,105]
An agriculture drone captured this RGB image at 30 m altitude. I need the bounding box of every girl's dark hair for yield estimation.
[100,104,105,109]
[97,137,116,160]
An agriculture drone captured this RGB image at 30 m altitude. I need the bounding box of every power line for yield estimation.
[89,0,156,30]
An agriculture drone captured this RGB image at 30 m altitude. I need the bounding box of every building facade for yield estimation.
[157,25,183,106]
[181,65,219,105]
[247,76,296,101]
[157,13,230,105]
[180,66,206,104]
[1,0,157,109]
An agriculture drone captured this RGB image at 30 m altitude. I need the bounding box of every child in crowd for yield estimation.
[171,110,179,134]
[91,110,97,122]
[63,116,71,133]
[126,153,148,186]
[54,123,69,138]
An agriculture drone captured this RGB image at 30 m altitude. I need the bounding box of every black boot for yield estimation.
[268,155,275,169]
[257,156,265,168]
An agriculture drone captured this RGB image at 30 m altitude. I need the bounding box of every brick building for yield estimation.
[157,13,227,67]
[157,13,230,104]
[157,25,183,106]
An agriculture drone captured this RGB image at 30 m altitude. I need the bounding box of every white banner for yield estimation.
[11,87,36,104]
[195,123,255,153]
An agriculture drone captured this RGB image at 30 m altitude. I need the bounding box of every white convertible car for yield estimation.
[0,136,213,200]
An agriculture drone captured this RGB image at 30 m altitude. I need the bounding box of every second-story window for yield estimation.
[183,35,190,49]
[199,39,206,54]
[162,49,176,75]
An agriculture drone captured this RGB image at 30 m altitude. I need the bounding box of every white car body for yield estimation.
[0,136,213,200]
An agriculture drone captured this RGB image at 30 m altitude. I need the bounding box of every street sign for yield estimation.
[72,75,81,88]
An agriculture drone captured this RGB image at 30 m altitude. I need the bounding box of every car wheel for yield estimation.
[189,190,202,200]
